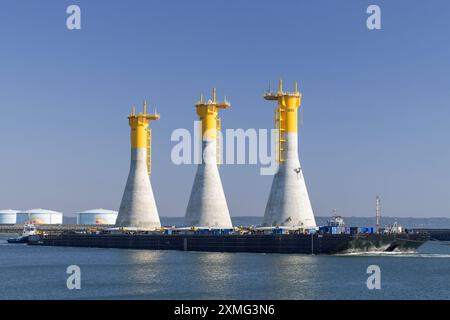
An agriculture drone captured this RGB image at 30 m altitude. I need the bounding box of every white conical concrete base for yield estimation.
[184,140,232,228]
[116,148,161,229]
[263,133,316,228]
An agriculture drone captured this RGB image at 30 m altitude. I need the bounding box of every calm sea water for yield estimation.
[0,235,449,300]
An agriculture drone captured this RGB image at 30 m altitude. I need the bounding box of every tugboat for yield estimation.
[7,224,37,244]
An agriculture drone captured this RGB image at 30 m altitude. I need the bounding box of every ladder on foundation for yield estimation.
[274,107,286,163]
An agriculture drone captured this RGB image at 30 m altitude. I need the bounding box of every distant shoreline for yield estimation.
[1,216,450,234]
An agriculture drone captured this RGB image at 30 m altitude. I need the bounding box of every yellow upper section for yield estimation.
[128,100,160,149]
[264,79,302,133]
[195,87,230,139]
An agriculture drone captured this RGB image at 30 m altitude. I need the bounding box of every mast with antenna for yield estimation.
[376,196,381,233]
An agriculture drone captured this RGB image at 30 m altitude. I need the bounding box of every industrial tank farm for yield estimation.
[0,209,19,225]
[17,209,63,225]
[76,209,118,225]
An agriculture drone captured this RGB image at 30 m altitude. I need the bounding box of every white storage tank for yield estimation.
[17,209,63,225]
[77,208,118,225]
[0,209,20,225]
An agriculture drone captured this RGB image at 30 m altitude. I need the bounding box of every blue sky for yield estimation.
[0,0,449,218]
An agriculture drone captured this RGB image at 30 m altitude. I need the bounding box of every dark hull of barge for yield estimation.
[27,232,429,254]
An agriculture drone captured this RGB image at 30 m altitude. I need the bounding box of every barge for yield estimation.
[27,231,429,254]
[413,229,450,241]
